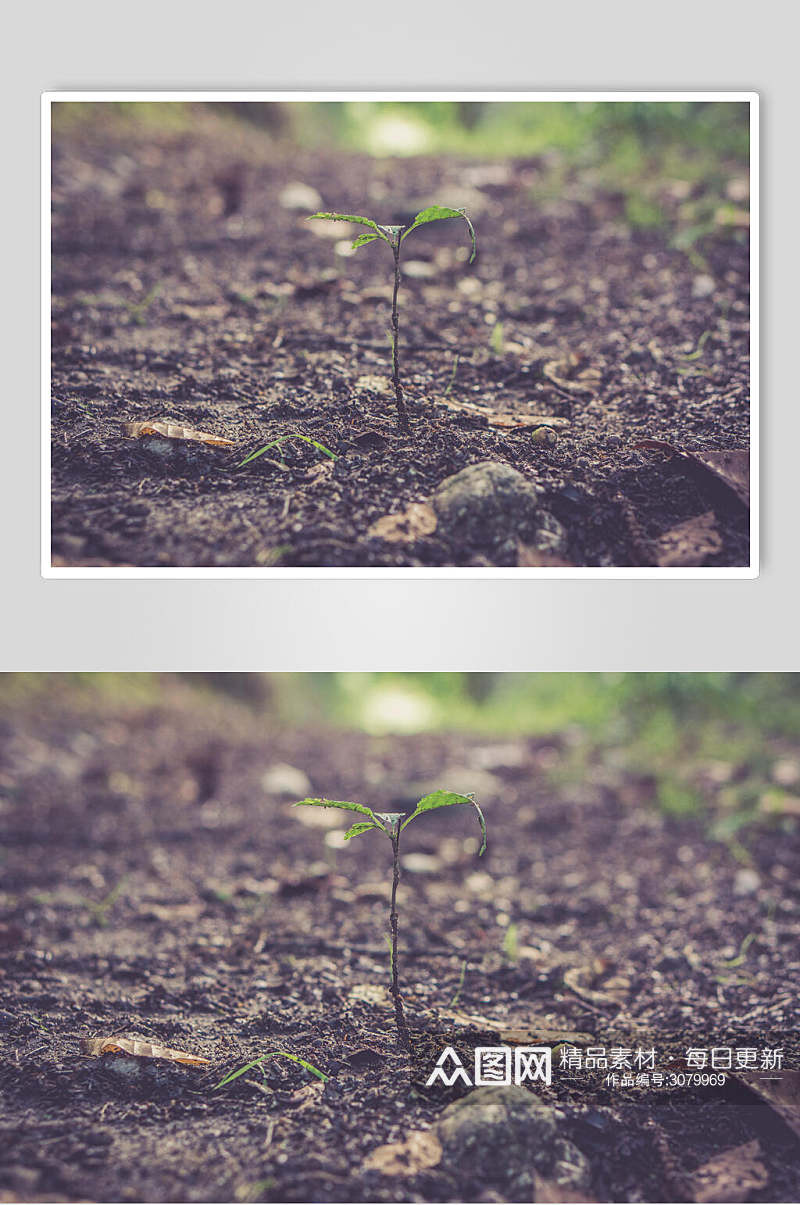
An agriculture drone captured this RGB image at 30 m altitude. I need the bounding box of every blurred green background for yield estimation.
[1,674,796,845]
[52,99,750,247]
[53,98,750,163]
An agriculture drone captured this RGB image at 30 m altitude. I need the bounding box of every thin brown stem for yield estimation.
[389,829,410,1048]
[390,244,410,434]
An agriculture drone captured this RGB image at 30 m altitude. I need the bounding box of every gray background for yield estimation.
[3,1,794,670]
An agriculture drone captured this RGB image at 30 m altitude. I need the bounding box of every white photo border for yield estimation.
[41,91,759,580]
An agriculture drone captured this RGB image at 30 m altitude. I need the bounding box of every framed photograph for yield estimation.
[43,92,757,576]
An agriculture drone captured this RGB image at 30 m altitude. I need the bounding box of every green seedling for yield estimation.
[450,958,468,1007]
[443,354,460,398]
[125,283,161,326]
[489,319,505,356]
[502,921,519,964]
[294,790,486,1047]
[238,433,337,468]
[80,874,128,928]
[307,207,477,433]
[213,1050,328,1090]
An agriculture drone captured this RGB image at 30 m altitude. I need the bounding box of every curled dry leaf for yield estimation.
[691,449,750,506]
[363,1129,442,1176]
[440,1009,594,1045]
[634,440,749,507]
[564,962,630,1009]
[543,359,599,397]
[349,983,389,1006]
[82,1037,210,1066]
[438,396,570,430]
[356,374,391,394]
[517,542,575,568]
[692,1139,768,1203]
[655,511,722,567]
[290,1081,326,1113]
[123,421,235,448]
[368,502,437,543]
[532,1172,598,1203]
[730,1069,800,1140]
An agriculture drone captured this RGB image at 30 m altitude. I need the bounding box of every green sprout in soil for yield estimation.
[294,789,486,1048]
[238,432,337,468]
[213,1050,328,1091]
[307,207,477,434]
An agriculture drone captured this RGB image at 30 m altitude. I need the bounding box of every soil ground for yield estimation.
[50,113,751,568]
[1,683,797,1202]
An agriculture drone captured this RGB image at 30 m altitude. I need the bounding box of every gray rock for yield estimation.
[436,1086,591,1199]
[432,462,545,551]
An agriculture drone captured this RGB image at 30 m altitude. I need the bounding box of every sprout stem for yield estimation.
[389,826,410,1048]
[390,241,410,435]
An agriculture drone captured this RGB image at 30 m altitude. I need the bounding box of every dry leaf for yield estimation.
[439,1009,594,1045]
[363,1129,442,1176]
[730,1069,800,1140]
[691,450,750,507]
[348,983,389,1006]
[543,359,599,397]
[303,461,335,486]
[438,397,570,430]
[82,1036,210,1065]
[368,502,437,543]
[564,964,630,1009]
[692,1139,768,1202]
[290,1081,325,1113]
[356,374,391,393]
[634,440,749,507]
[532,1173,597,1202]
[517,542,575,568]
[123,421,235,448]
[498,1026,595,1045]
[655,511,722,567]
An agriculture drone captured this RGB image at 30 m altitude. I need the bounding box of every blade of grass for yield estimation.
[238,434,337,468]
[450,958,467,1007]
[213,1051,328,1090]
[443,354,460,397]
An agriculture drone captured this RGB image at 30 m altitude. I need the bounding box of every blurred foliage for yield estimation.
[52,99,749,254]
[2,674,792,840]
[289,99,749,164]
[53,97,749,165]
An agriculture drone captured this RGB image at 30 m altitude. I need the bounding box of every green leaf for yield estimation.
[401,206,477,264]
[343,821,382,841]
[351,232,383,250]
[294,797,379,822]
[213,1051,328,1090]
[308,212,388,241]
[401,789,487,855]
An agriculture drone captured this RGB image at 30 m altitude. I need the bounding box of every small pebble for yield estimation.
[733,868,761,896]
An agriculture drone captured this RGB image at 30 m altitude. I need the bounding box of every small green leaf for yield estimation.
[351,232,383,249]
[308,212,389,242]
[343,821,382,841]
[294,797,379,822]
[401,205,477,264]
[401,789,487,855]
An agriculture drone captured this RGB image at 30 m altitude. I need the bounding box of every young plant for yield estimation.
[307,207,477,434]
[293,790,486,1047]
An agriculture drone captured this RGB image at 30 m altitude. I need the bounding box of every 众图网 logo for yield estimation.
[425,1046,552,1088]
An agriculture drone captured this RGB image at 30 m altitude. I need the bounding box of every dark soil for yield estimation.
[50,114,751,568]
[1,686,797,1202]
